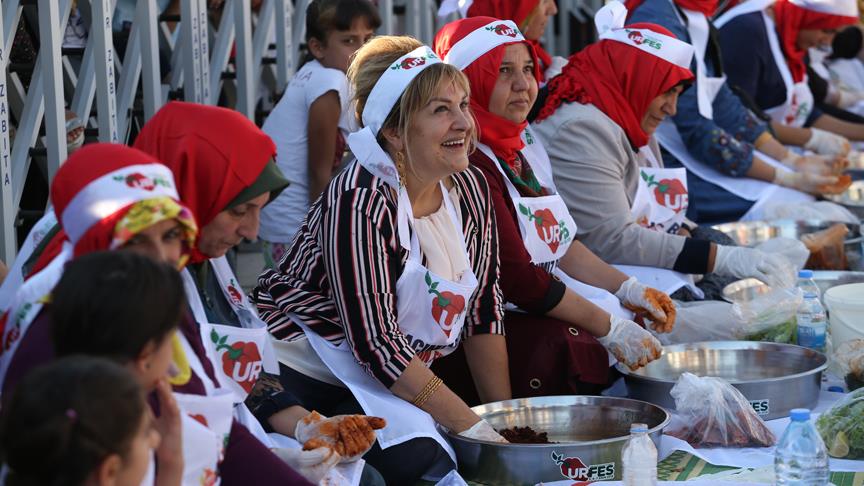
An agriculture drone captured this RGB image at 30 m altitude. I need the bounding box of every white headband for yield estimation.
[361,46,443,136]
[595,1,695,70]
[789,0,858,17]
[61,164,180,245]
[443,20,526,69]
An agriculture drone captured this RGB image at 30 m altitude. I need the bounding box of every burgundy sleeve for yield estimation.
[2,308,55,401]
[469,152,565,315]
[219,420,314,485]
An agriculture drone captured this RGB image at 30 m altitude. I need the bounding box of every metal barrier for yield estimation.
[0,0,597,262]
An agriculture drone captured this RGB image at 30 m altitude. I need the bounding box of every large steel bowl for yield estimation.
[827,180,864,220]
[723,271,864,303]
[445,396,669,485]
[617,341,826,421]
[712,220,863,270]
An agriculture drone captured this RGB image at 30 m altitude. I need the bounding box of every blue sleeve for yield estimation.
[805,105,824,127]
[631,1,764,176]
[719,14,768,102]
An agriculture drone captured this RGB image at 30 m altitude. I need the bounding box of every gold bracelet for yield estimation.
[411,376,443,407]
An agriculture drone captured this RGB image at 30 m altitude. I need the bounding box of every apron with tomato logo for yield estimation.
[715,0,815,127]
[631,148,689,235]
[478,132,633,322]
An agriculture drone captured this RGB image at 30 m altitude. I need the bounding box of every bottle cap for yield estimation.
[630,423,648,433]
[798,270,814,278]
[790,408,811,421]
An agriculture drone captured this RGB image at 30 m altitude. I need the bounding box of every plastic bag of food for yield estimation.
[831,339,864,391]
[802,223,850,270]
[816,386,864,459]
[653,301,739,345]
[754,237,810,286]
[731,288,803,344]
[667,373,776,448]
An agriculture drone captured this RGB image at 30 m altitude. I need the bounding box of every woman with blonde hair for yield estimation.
[253,36,511,482]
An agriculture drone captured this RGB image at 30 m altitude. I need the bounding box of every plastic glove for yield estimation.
[837,89,864,109]
[294,411,386,462]
[458,420,508,443]
[785,153,847,176]
[596,315,663,371]
[713,245,793,288]
[774,170,842,195]
[804,128,851,157]
[614,276,676,333]
[271,447,341,483]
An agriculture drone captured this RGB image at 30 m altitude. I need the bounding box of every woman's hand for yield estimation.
[788,153,847,176]
[153,379,183,486]
[614,277,676,333]
[294,411,385,462]
[596,315,663,371]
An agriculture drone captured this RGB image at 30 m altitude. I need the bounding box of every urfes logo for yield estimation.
[551,452,616,481]
[626,29,663,50]
[391,51,437,70]
[486,23,517,38]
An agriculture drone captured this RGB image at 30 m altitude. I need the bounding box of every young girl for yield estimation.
[260,0,380,267]
[1,356,159,486]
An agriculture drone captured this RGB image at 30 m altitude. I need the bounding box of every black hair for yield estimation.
[51,251,186,363]
[303,0,381,64]
[830,25,863,60]
[0,356,147,486]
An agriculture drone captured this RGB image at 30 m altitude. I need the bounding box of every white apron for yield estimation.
[672,2,727,119]
[715,0,815,127]
[174,329,235,486]
[287,177,473,477]
[616,147,702,297]
[180,263,277,447]
[0,210,58,312]
[478,133,632,321]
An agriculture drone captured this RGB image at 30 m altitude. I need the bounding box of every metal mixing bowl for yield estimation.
[445,396,669,485]
[617,341,826,420]
[827,180,864,220]
[723,271,864,303]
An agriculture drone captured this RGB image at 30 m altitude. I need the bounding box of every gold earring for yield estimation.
[395,151,407,186]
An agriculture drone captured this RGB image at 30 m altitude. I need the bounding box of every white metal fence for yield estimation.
[0,0,604,263]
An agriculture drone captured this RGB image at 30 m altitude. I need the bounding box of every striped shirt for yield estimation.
[252,160,505,388]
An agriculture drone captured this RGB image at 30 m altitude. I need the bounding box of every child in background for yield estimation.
[50,251,186,486]
[260,0,380,268]
[1,356,159,486]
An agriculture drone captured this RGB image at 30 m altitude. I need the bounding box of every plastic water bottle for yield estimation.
[797,293,827,352]
[622,423,657,486]
[797,270,821,301]
[775,409,829,485]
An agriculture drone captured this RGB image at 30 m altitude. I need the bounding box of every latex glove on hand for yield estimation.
[774,170,843,195]
[458,420,508,443]
[614,276,676,333]
[713,246,794,288]
[804,128,851,157]
[272,447,341,484]
[837,88,864,109]
[596,315,663,371]
[294,411,386,462]
[785,153,847,176]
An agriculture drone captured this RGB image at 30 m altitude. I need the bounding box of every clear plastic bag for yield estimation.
[754,238,809,288]
[816,386,864,459]
[762,201,859,225]
[654,301,739,345]
[666,373,776,448]
[731,288,803,344]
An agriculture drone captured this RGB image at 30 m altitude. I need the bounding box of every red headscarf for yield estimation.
[133,102,277,264]
[624,0,720,16]
[29,144,196,275]
[466,0,553,73]
[772,0,858,82]
[535,22,694,148]
[434,17,541,170]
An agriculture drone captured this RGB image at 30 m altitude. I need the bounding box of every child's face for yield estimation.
[312,17,375,73]
[113,409,160,486]
[136,334,176,391]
